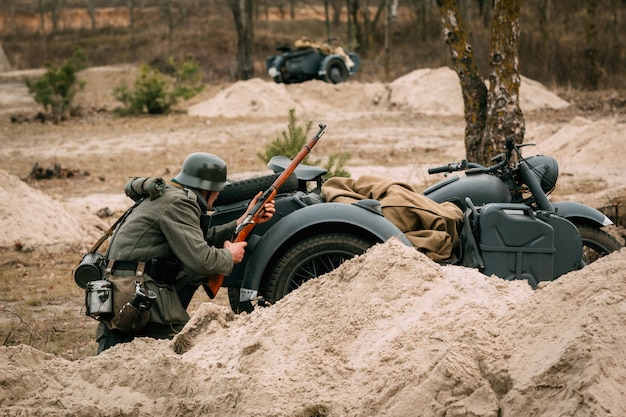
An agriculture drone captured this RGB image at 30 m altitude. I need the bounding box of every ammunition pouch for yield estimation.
[108,272,156,334]
[85,260,157,334]
[105,259,189,330]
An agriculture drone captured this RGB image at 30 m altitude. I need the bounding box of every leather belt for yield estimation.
[110,260,152,275]
[110,258,181,284]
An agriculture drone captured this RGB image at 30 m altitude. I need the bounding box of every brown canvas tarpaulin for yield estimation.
[321,175,464,262]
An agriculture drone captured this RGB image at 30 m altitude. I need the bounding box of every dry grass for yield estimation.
[0,246,96,359]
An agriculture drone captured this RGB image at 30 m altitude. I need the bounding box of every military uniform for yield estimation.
[96,182,236,353]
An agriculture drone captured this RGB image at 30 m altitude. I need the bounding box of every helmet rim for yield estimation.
[174,152,228,191]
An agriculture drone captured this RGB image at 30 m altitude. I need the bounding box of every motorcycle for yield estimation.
[424,137,622,286]
[213,138,621,312]
[266,37,361,85]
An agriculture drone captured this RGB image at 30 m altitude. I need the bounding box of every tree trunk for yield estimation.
[127,0,136,59]
[436,0,524,165]
[538,0,553,81]
[330,0,342,25]
[480,0,525,161]
[84,0,97,29]
[228,0,254,80]
[51,0,63,33]
[37,0,47,63]
[585,0,601,90]
[413,0,429,43]
[383,0,391,80]
[435,0,488,162]
[161,0,175,53]
[324,0,331,40]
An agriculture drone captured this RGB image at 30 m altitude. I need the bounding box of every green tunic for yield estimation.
[108,185,236,277]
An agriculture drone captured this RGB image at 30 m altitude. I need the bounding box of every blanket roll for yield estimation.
[321,175,464,262]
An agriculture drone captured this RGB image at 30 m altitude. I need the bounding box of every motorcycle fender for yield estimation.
[267,55,284,78]
[553,201,613,227]
[318,54,344,77]
[238,202,412,302]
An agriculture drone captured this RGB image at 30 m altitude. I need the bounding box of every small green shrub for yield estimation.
[113,55,205,116]
[24,47,87,123]
[258,108,351,179]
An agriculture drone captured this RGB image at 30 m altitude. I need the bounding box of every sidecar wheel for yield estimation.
[265,233,373,303]
[577,224,622,264]
[324,58,348,84]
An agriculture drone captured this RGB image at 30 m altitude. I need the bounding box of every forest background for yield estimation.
[0,0,624,91]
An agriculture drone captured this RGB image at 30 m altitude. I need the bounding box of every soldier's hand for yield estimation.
[224,240,247,264]
[257,199,276,224]
[241,192,276,225]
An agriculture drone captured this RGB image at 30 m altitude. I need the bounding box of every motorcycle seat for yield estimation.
[268,155,327,181]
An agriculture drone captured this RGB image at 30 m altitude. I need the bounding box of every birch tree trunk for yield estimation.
[480,0,525,159]
[436,0,524,165]
[435,0,488,162]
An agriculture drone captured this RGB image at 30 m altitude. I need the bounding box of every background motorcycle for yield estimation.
[424,137,622,283]
[266,37,361,84]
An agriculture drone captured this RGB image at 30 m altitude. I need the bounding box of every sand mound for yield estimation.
[1,240,624,416]
[0,170,109,250]
[189,78,297,118]
[189,67,568,119]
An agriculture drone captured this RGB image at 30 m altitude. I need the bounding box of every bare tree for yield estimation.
[537,0,554,81]
[160,0,175,52]
[50,0,63,33]
[84,0,97,29]
[345,0,387,54]
[585,0,601,89]
[227,0,254,80]
[383,0,398,79]
[436,0,524,165]
[126,0,138,59]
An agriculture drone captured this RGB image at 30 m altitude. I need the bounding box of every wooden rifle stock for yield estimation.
[204,123,327,299]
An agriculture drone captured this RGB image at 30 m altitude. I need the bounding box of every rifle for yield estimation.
[204,123,327,298]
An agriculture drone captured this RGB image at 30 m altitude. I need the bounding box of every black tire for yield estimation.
[227,233,372,314]
[577,224,622,264]
[265,233,373,303]
[324,58,348,84]
[215,173,299,206]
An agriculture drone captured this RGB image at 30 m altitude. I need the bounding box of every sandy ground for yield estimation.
[0,66,625,416]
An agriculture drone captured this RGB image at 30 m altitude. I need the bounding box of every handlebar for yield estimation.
[427,136,534,175]
[427,161,468,174]
[427,159,503,175]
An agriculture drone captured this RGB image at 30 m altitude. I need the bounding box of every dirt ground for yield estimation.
[0,66,625,416]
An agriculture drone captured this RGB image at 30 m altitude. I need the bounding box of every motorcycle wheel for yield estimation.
[266,233,372,302]
[576,224,622,264]
[227,233,372,314]
[324,58,348,84]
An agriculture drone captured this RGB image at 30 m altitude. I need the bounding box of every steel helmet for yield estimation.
[174,152,228,191]
[525,155,559,195]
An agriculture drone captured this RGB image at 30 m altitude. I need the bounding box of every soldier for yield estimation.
[96,152,275,353]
